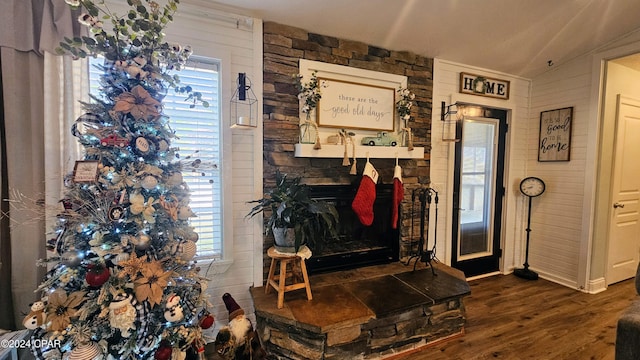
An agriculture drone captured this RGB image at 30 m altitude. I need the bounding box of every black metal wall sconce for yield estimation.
[441,101,461,142]
[230,73,258,129]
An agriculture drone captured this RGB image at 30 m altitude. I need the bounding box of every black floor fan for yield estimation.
[514,176,545,280]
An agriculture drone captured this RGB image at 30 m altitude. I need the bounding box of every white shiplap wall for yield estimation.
[168,3,264,333]
[527,58,593,289]
[431,59,531,277]
[435,33,640,292]
[571,31,640,292]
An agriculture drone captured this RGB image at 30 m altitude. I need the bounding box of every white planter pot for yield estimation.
[272,226,296,253]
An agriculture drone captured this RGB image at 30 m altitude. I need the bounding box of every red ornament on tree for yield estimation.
[154,341,172,360]
[199,313,214,329]
[85,265,110,287]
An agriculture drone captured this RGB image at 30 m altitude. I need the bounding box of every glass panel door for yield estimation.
[458,118,498,261]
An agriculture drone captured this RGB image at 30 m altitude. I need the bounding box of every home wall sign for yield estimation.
[459,72,510,100]
[317,77,395,131]
[538,106,572,162]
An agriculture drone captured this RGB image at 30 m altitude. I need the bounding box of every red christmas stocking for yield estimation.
[392,164,404,229]
[352,161,378,226]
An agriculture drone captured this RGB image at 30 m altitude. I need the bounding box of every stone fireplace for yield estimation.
[253,22,471,360]
[261,21,434,278]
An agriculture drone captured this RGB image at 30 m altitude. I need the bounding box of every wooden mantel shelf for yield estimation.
[294,143,424,159]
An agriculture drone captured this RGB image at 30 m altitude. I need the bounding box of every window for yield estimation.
[89,56,223,260]
[460,122,495,227]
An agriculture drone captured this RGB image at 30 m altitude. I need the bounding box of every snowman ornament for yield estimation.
[164,294,184,323]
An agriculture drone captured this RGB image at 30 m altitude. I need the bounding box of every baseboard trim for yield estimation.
[586,277,607,294]
[466,271,501,282]
[531,268,578,290]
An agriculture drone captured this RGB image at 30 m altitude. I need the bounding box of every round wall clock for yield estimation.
[519,176,545,197]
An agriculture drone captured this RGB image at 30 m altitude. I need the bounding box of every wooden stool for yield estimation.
[265,246,312,309]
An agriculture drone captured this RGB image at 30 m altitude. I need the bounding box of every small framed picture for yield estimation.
[538,107,573,162]
[73,161,99,183]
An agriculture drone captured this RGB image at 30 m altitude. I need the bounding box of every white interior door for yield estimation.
[606,95,640,285]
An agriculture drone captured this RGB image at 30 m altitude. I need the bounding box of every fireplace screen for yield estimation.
[306,183,399,274]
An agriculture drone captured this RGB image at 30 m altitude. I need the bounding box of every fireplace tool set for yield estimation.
[405,186,439,275]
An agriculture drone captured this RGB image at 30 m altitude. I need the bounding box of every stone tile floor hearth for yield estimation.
[250,261,471,359]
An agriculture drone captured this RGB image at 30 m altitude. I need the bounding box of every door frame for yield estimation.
[451,106,509,277]
[588,49,640,292]
[605,94,640,285]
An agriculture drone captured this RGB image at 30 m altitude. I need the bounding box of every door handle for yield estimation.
[613,202,625,209]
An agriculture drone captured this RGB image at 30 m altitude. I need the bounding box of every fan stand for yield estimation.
[514,195,539,280]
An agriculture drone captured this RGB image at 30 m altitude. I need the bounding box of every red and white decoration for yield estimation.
[351,161,379,226]
[392,164,404,229]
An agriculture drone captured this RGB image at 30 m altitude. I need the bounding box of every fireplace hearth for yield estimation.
[306,182,399,274]
[251,262,471,360]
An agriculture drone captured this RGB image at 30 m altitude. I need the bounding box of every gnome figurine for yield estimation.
[214,293,265,360]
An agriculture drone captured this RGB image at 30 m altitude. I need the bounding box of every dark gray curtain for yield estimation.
[0,53,16,331]
[0,0,81,329]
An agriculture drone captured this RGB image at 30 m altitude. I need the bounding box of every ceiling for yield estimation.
[205,0,640,78]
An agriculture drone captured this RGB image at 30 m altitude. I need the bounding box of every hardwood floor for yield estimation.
[406,274,637,360]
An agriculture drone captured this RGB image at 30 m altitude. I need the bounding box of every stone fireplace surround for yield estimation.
[261,21,434,275]
[251,22,472,360]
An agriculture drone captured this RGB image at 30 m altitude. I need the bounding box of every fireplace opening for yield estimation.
[306,182,399,274]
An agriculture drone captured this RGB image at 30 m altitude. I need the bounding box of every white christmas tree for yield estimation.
[26,1,215,359]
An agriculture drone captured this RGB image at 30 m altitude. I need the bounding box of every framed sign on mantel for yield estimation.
[298,59,407,137]
[538,106,573,162]
[317,77,395,131]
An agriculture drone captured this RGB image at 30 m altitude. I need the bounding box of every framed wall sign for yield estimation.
[73,160,99,183]
[538,107,573,162]
[459,72,510,100]
[298,59,407,142]
[317,77,395,131]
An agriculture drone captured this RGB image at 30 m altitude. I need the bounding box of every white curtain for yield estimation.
[43,53,87,236]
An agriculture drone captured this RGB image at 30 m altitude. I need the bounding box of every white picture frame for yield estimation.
[298,59,407,140]
[317,77,396,131]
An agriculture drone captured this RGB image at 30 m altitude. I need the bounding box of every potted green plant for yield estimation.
[247,171,339,253]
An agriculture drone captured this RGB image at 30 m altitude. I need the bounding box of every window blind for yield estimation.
[88,57,222,259]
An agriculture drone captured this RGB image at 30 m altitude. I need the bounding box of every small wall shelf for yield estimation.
[294,144,424,159]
